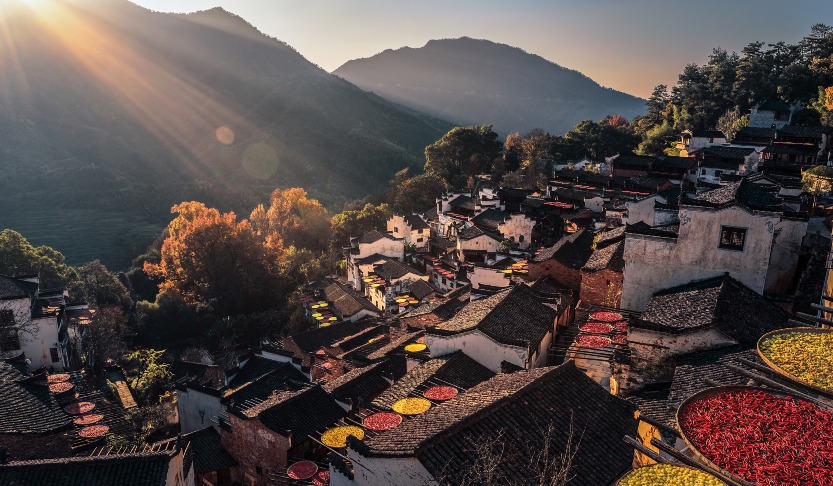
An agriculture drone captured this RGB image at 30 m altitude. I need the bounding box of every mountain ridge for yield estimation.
[0,0,449,267]
[334,37,646,135]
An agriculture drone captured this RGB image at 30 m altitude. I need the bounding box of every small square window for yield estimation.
[719,226,747,251]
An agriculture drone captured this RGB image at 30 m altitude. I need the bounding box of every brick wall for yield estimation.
[580,269,623,308]
[528,259,582,291]
[221,415,289,486]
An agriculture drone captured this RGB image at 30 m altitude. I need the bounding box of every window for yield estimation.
[719,226,747,251]
[519,235,525,243]
[714,170,722,178]
[0,310,20,352]
[50,348,60,363]
[700,168,707,175]
[256,466,263,476]
[417,237,424,243]
[393,227,399,233]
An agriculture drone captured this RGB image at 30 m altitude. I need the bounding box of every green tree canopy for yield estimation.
[0,229,76,288]
[424,125,503,187]
[393,173,448,214]
[69,261,132,309]
[331,203,392,250]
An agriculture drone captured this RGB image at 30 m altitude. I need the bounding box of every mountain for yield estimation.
[334,37,646,136]
[0,0,449,267]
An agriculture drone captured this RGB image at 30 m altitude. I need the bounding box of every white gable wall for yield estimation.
[425,330,528,373]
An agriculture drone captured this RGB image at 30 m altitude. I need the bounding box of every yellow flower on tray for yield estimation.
[618,464,723,486]
[759,330,833,392]
[392,397,431,415]
[404,343,427,353]
[321,425,365,448]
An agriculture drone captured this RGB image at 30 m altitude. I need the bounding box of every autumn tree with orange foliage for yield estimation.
[144,202,284,315]
[250,188,332,252]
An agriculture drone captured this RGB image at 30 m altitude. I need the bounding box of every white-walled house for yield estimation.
[424,285,566,372]
[676,129,726,156]
[336,363,638,486]
[626,275,790,366]
[0,275,86,371]
[455,225,501,262]
[470,209,536,250]
[627,187,681,227]
[690,146,759,184]
[621,175,808,311]
[345,231,404,288]
[387,214,430,248]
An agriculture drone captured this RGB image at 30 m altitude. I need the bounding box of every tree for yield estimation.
[792,108,823,126]
[145,202,283,315]
[635,122,677,156]
[607,114,628,127]
[331,203,392,249]
[503,132,524,172]
[122,349,171,403]
[250,188,331,252]
[82,306,130,369]
[0,229,76,288]
[425,125,503,187]
[393,173,448,214]
[716,107,749,140]
[69,261,132,309]
[645,85,671,127]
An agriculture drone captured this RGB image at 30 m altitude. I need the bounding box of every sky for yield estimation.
[131,0,832,98]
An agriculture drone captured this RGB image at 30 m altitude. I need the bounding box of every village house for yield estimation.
[611,154,655,178]
[675,129,726,156]
[282,320,364,363]
[0,360,75,461]
[621,174,808,311]
[220,384,344,486]
[689,146,759,184]
[321,360,398,412]
[171,353,308,434]
[732,126,776,146]
[386,214,430,248]
[0,275,91,371]
[338,362,639,486]
[467,257,515,295]
[362,258,427,313]
[322,280,382,321]
[626,187,681,227]
[0,444,194,486]
[748,99,802,129]
[470,208,535,249]
[177,426,238,486]
[623,275,789,377]
[529,229,592,290]
[580,232,626,308]
[424,284,569,372]
[345,231,404,289]
[455,225,502,262]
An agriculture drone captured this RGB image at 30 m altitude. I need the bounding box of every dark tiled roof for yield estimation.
[371,351,495,409]
[457,225,501,241]
[448,195,475,211]
[627,176,671,189]
[690,130,726,138]
[227,356,305,389]
[364,362,637,486]
[431,286,557,349]
[322,282,379,319]
[355,253,389,265]
[735,126,776,139]
[253,386,344,439]
[762,143,819,155]
[170,361,225,390]
[613,154,655,169]
[471,208,509,232]
[682,175,784,212]
[403,214,430,231]
[582,239,624,272]
[181,427,236,474]
[407,280,439,301]
[0,363,71,435]
[364,331,424,361]
[422,207,439,222]
[532,229,595,269]
[777,125,833,138]
[654,156,694,169]
[288,321,361,354]
[224,363,308,409]
[694,145,756,160]
[635,275,790,345]
[322,361,392,406]
[400,293,471,329]
[0,275,37,300]
[358,230,400,244]
[373,259,425,281]
[0,452,173,486]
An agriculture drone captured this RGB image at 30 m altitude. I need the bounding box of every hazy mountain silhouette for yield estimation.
[0,0,449,267]
[334,37,646,136]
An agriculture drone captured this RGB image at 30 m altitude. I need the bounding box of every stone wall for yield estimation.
[580,268,623,308]
[528,259,582,292]
[221,415,290,486]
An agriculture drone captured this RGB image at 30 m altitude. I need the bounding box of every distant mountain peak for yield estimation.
[335,38,645,135]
